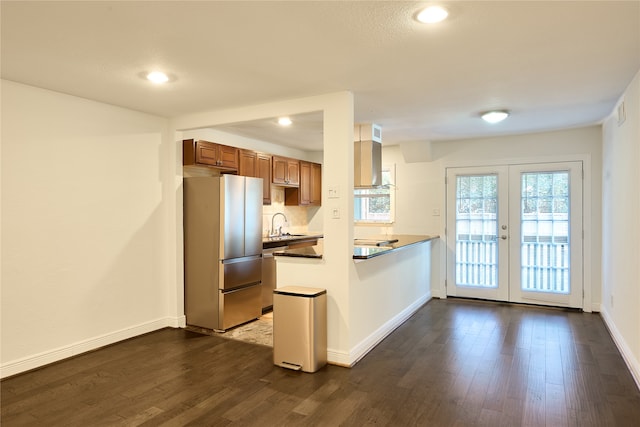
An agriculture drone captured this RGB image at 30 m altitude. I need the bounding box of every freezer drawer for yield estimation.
[220,256,262,291]
[219,284,262,331]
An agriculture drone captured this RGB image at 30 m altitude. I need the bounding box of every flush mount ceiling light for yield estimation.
[146,71,169,84]
[278,117,292,126]
[416,6,449,24]
[481,110,510,124]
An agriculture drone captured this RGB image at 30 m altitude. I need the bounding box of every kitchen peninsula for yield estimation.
[272,234,438,260]
[275,233,438,367]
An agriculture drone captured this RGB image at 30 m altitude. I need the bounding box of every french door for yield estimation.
[445,162,583,308]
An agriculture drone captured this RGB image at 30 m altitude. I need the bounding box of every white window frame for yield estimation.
[354,164,396,225]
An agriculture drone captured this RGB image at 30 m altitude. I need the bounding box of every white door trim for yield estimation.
[443,156,591,311]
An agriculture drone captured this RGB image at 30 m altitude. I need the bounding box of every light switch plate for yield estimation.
[332,208,340,219]
[328,186,340,199]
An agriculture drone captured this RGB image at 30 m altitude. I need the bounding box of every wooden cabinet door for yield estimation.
[285,161,321,206]
[299,161,311,205]
[217,144,239,169]
[195,140,219,166]
[257,153,272,205]
[311,162,322,206]
[272,156,288,185]
[272,156,299,186]
[184,139,238,171]
[286,160,300,186]
[239,150,257,177]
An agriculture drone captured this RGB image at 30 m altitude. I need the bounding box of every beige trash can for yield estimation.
[273,286,327,373]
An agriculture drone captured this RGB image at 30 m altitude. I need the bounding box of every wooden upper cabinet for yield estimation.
[299,161,312,205]
[285,161,321,206]
[183,139,239,171]
[272,156,299,187]
[257,153,272,205]
[286,160,300,186]
[310,162,322,206]
[238,149,257,177]
[217,144,239,169]
[238,149,272,205]
[184,139,317,207]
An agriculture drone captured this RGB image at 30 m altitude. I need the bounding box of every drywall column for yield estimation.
[601,68,640,384]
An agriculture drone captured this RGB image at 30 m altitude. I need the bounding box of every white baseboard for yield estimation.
[327,349,352,367]
[430,287,444,299]
[600,307,640,390]
[1,316,183,379]
[328,293,431,368]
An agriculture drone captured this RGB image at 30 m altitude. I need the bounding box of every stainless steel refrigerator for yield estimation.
[184,175,263,332]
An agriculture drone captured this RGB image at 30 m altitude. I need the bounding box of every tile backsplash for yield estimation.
[262,186,309,237]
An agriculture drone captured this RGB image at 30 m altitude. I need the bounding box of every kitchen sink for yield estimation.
[264,233,313,242]
[267,233,306,240]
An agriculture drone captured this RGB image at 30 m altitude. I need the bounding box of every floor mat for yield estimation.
[186,312,273,347]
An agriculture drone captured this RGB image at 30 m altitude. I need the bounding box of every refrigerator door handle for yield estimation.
[222,283,260,295]
[220,254,262,264]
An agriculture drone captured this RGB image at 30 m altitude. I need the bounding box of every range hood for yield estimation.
[354,123,382,188]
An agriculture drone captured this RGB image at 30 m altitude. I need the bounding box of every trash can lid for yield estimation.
[274,286,327,297]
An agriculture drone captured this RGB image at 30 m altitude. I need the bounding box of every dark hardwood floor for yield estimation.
[3,298,640,426]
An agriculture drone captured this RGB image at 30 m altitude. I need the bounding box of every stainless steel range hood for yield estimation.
[354,124,382,188]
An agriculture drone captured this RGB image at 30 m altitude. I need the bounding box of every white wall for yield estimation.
[364,127,603,306]
[1,80,177,377]
[601,69,640,385]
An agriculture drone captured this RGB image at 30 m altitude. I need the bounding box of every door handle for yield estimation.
[500,235,508,240]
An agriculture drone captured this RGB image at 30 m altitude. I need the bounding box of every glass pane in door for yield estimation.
[455,175,498,287]
[520,171,570,294]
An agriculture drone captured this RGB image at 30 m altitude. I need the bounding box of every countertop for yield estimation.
[271,234,438,260]
[353,234,438,260]
[273,242,324,259]
[262,233,324,250]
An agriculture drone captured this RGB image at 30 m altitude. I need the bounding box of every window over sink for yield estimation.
[354,165,395,224]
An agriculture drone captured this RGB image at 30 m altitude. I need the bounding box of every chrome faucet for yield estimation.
[270,212,288,237]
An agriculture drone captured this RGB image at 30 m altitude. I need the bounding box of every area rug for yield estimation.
[224,312,273,347]
[186,312,273,347]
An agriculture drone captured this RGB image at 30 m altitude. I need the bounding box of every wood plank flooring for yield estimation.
[3,298,640,426]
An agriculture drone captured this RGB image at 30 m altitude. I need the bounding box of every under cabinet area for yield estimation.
[183,139,239,171]
[285,161,321,206]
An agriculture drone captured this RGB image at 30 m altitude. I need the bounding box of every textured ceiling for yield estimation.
[2,1,639,150]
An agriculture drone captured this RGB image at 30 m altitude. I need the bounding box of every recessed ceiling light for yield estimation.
[146,71,169,84]
[416,6,449,24]
[278,117,292,126]
[481,110,510,124]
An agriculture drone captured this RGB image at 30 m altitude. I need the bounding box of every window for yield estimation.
[354,165,395,223]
